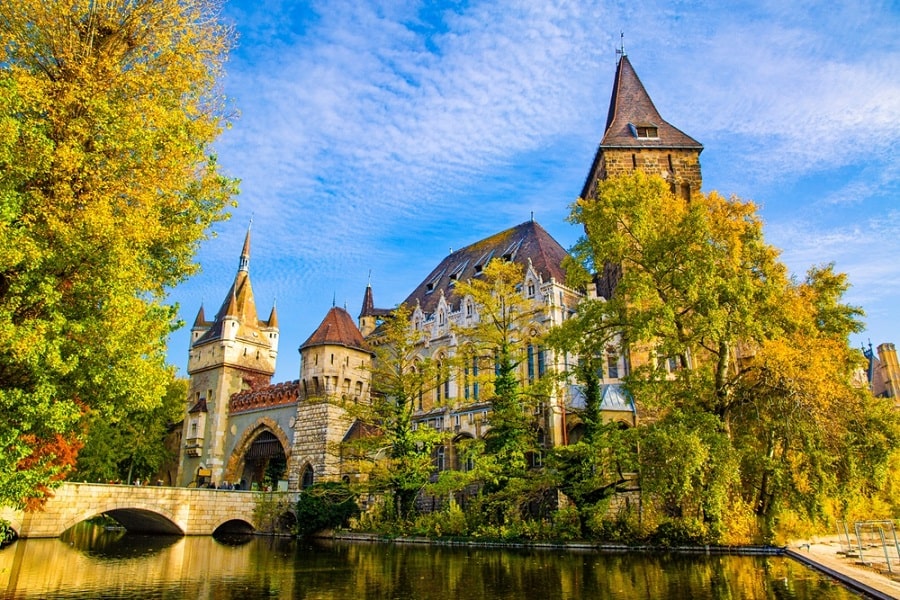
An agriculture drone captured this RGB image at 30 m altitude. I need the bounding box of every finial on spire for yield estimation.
[530,211,534,222]
[367,269,372,287]
[616,31,626,59]
[332,292,336,307]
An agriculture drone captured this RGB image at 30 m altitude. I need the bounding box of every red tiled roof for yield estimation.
[300,306,370,353]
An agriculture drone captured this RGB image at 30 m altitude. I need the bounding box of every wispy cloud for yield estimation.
[168,0,900,381]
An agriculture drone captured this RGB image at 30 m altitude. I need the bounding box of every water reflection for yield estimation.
[0,524,861,599]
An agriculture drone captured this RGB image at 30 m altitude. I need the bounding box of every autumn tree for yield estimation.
[451,259,549,492]
[0,0,235,507]
[562,172,894,541]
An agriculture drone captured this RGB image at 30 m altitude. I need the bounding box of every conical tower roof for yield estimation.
[581,55,703,199]
[600,55,702,150]
[300,306,370,354]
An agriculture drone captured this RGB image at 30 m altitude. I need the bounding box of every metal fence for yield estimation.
[837,520,900,574]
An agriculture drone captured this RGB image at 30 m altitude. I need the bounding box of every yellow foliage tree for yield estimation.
[0,0,236,508]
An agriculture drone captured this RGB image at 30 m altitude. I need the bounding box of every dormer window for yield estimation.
[426,282,435,292]
[629,122,658,138]
[527,283,535,297]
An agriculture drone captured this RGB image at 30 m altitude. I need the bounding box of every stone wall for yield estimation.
[287,401,353,489]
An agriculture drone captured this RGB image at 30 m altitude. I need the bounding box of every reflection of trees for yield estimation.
[4,533,856,599]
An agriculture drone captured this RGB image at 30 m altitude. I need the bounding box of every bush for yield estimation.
[649,517,711,547]
[295,482,359,536]
[412,502,470,538]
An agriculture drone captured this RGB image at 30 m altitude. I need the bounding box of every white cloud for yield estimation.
[167,0,900,381]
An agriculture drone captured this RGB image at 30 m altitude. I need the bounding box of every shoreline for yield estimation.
[321,531,900,599]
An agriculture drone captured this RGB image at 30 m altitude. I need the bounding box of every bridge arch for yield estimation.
[58,501,184,537]
[225,418,292,489]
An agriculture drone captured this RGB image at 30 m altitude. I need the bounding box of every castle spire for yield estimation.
[239,221,251,273]
[580,52,703,201]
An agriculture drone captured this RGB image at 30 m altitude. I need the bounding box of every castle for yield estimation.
[174,53,704,490]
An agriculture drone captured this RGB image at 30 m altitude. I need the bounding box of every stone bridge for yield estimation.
[0,483,299,538]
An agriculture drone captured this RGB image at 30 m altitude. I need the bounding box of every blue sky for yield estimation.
[167,0,900,383]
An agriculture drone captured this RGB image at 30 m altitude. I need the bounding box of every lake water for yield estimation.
[0,524,861,599]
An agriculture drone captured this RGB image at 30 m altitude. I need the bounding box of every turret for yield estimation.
[300,306,372,402]
[177,224,279,487]
[358,280,392,338]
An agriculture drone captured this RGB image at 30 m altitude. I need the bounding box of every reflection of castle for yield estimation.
[175,53,703,490]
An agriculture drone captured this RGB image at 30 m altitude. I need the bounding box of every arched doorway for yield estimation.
[240,430,287,491]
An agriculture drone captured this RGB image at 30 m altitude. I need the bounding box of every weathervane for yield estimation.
[616,31,626,58]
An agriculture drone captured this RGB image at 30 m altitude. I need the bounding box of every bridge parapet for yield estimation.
[0,483,299,538]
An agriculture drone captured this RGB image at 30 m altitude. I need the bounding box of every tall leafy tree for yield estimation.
[346,303,442,519]
[563,172,895,540]
[75,377,187,484]
[0,0,235,507]
[452,259,547,491]
[568,171,786,430]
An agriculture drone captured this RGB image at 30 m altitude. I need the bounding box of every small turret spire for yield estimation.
[239,220,252,273]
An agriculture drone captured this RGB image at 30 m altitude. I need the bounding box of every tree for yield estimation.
[568,171,786,429]
[729,266,897,526]
[564,172,896,541]
[0,0,235,508]
[75,377,187,484]
[451,259,548,491]
[346,303,442,519]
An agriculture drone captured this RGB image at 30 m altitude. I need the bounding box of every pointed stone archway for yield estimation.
[224,418,291,490]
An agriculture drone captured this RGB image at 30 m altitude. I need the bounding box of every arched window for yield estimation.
[301,465,314,489]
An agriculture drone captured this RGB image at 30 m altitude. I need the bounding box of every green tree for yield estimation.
[0,0,235,508]
[568,171,786,429]
[346,303,442,519]
[451,259,548,491]
[75,377,187,484]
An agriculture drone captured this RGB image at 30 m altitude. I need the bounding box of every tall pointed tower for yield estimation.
[177,226,279,486]
[584,52,704,300]
[581,53,703,202]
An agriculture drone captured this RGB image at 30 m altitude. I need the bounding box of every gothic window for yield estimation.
[527,345,535,383]
[538,346,546,378]
[527,282,535,297]
[434,446,446,471]
[607,347,619,380]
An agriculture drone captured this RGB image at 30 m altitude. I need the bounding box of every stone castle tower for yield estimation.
[288,306,373,488]
[177,226,279,486]
[582,52,704,300]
